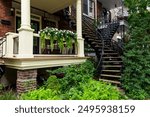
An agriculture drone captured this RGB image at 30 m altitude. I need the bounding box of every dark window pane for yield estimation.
[83,0,88,15]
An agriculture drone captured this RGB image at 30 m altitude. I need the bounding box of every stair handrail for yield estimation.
[0,36,6,57]
[82,15,105,76]
[0,36,6,45]
[64,8,105,77]
[111,39,123,55]
[100,18,123,55]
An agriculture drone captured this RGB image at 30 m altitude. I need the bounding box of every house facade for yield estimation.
[0,0,125,94]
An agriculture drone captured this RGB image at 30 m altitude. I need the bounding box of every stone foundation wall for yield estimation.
[17,70,37,94]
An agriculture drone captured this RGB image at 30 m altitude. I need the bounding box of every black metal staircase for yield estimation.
[82,15,123,85]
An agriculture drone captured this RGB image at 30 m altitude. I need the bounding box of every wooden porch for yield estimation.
[3,55,87,70]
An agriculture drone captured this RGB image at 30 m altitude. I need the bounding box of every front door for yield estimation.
[16,16,40,54]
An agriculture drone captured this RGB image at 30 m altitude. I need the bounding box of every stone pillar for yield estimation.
[76,0,85,57]
[17,0,34,58]
[17,70,37,94]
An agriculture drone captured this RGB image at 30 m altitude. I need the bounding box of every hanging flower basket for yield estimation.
[39,27,77,52]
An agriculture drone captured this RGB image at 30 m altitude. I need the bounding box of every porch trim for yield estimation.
[3,56,87,70]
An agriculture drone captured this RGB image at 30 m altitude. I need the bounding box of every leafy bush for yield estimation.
[0,84,3,91]
[20,88,60,100]
[47,60,95,93]
[21,60,123,100]
[122,0,150,99]
[0,90,16,100]
[66,80,123,100]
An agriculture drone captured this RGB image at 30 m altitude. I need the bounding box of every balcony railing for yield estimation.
[3,32,77,58]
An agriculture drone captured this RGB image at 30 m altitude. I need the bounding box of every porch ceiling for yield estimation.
[98,0,123,10]
[14,0,76,13]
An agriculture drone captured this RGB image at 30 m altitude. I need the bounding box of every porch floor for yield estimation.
[3,55,87,70]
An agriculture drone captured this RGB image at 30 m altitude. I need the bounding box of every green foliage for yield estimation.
[47,60,95,92]
[21,60,123,100]
[21,88,60,100]
[0,84,3,91]
[0,90,16,100]
[122,0,150,99]
[66,80,123,100]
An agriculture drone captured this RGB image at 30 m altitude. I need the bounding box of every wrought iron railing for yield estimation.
[111,39,123,55]
[82,15,104,76]
[0,36,6,57]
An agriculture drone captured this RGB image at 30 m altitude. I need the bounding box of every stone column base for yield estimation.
[17,69,37,94]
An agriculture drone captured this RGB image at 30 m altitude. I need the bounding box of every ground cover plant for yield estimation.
[21,60,125,100]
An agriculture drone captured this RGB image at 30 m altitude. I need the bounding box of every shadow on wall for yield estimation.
[0,68,17,89]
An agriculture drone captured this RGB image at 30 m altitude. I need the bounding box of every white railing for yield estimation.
[3,32,77,58]
[3,32,19,58]
[33,33,77,55]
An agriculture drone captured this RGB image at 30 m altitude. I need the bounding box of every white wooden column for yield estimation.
[95,0,97,19]
[76,0,85,57]
[17,0,34,58]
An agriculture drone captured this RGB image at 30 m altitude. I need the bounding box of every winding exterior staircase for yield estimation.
[82,15,123,85]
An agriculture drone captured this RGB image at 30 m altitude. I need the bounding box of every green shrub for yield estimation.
[66,80,123,100]
[21,60,123,100]
[47,60,95,93]
[0,90,16,100]
[44,75,61,91]
[20,88,60,100]
[122,0,150,99]
[0,84,3,91]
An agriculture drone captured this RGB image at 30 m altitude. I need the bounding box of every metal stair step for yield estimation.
[102,70,121,72]
[101,74,121,78]
[99,79,121,85]
[103,57,121,59]
[102,65,122,68]
[103,53,118,55]
[103,61,122,63]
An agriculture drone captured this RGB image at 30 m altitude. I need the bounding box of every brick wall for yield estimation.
[97,1,103,19]
[17,70,37,94]
[0,0,14,37]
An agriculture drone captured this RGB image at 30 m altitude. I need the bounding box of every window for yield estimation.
[83,0,88,15]
[83,0,94,17]
[89,0,93,13]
